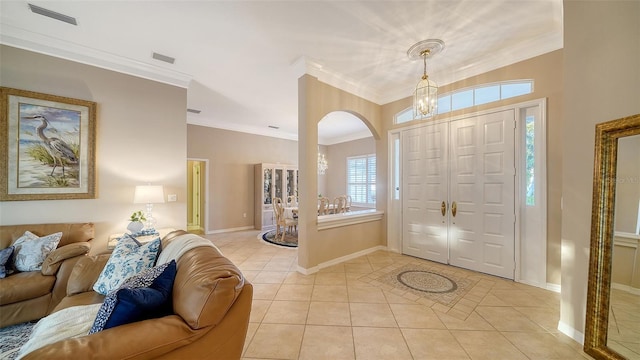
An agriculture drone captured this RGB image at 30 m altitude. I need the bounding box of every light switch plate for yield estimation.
[168,194,177,202]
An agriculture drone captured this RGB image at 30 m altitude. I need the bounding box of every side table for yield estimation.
[107,227,176,250]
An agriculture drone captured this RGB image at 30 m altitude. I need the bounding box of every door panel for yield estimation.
[402,124,448,263]
[449,110,515,278]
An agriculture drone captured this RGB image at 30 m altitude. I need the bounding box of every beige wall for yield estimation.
[325,137,376,202]
[614,135,640,234]
[381,50,564,284]
[0,45,188,254]
[298,75,384,269]
[186,125,297,232]
[612,235,640,290]
[561,0,640,337]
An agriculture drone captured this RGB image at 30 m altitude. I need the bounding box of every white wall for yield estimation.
[0,46,188,254]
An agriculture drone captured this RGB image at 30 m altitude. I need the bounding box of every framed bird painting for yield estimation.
[0,87,96,200]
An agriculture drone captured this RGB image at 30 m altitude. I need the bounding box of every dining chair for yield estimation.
[333,195,347,214]
[286,195,297,207]
[318,197,329,215]
[273,197,297,239]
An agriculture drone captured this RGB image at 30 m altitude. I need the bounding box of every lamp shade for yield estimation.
[133,185,165,204]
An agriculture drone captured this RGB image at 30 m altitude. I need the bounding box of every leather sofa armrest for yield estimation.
[41,242,91,276]
[66,254,110,296]
[22,315,198,360]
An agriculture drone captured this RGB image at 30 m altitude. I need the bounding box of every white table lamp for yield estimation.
[133,185,165,229]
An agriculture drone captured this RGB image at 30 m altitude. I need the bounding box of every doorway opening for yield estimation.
[187,159,208,234]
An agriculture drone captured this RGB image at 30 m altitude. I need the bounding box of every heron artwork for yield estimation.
[23,115,78,177]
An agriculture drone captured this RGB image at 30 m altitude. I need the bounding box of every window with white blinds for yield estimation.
[347,154,376,206]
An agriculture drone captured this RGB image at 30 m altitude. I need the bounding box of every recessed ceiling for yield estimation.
[0,1,563,143]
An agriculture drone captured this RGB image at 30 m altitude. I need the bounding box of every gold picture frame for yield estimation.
[584,113,640,359]
[0,87,97,200]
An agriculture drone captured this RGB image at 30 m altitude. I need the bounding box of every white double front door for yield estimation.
[402,109,516,279]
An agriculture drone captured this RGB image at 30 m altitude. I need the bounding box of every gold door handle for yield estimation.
[441,201,447,216]
[451,201,457,217]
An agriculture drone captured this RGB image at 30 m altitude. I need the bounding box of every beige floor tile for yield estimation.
[311,285,349,302]
[475,306,545,332]
[490,289,550,307]
[244,323,305,359]
[383,290,416,304]
[344,262,374,273]
[347,286,387,303]
[451,330,528,360]
[253,271,288,284]
[350,303,397,327]
[315,272,347,285]
[250,299,271,323]
[436,311,495,331]
[252,283,281,300]
[275,284,314,301]
[318,263,346,273]
[401,328,470,359]
[264,259,295,271]
[478,294,510,306]
[243,322,259,355]
[262,300,310,324]
[239,261,268,271]
[307,301,351,326]
[298,325,355,360]
[241,270,261,282]
[283,271,316,285]
[389,303,446,329]
[352,327,413,360]
[502,331,590,359]
[513,306,561,332]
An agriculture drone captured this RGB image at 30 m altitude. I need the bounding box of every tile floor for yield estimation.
[608,288,640,359]
[205,230,593,360]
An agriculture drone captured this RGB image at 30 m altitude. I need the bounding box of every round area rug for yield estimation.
[396,270,458,293]
[260,229,298,248]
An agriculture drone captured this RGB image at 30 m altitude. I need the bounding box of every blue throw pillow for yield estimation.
[0,246,14,278]
[92,235,161,295]
[89,260,176,334]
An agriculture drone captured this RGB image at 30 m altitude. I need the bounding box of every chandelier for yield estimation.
[407,39,445,119]
[317,148,328,175]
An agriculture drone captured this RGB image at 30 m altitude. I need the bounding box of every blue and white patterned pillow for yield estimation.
[12,231,62,272]
[89,260,175,334]
[0,246,14,278]
[92,235,161,295]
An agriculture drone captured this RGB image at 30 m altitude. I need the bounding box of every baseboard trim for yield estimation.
[207,226,255,234]
[546,283,561,293]
[558,321,584,345]
[612,282,640,295]
[297,245,388,274]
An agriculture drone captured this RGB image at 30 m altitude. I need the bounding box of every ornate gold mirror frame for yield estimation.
[584,113,640,360]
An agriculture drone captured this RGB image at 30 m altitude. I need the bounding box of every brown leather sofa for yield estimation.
[0,223,94,327]
[20,230,253,360]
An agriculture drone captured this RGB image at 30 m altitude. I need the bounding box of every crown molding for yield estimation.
[187,115,299,142]
[291,56,385,105]
[0,24,192,88]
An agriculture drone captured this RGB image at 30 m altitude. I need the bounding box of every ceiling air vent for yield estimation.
[186,108,201,114]
[28,4,77,25]
[152,52,175,64]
